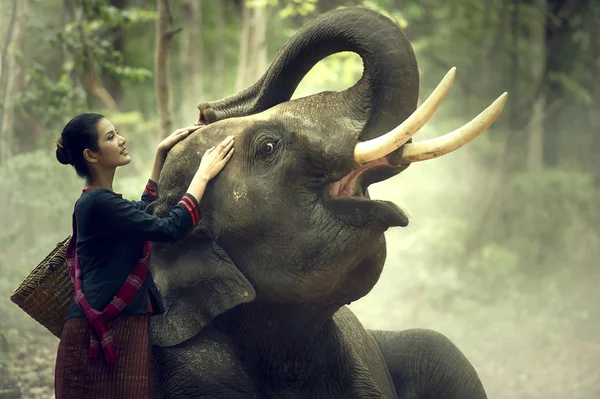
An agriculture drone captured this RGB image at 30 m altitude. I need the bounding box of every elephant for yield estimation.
[147,7,506,399]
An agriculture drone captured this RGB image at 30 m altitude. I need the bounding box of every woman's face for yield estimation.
[92,118,131,168]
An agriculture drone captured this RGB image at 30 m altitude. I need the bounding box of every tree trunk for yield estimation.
[14,0,39,153]
[179,0,202,124]
[588,3,600,186]
[527,0,547,172]
[508,0,520,146]
[77,7,119,112]
[102,0,125,105]
[250,4,268,82]
[0,0,23,165]
[212,0,226,99]
[541,0,588,166]
[154,0,180,139]
[63,0,81,108]
[235,2,251,92]
[235,2,268,91]
[497,0,522,235]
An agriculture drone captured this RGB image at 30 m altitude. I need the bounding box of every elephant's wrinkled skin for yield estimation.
[148,7,490,399]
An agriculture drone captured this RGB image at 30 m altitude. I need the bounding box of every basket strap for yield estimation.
[66,213,152,365]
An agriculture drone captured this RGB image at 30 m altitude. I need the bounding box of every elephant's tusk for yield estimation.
[398,92,507,163]
[353,67,456,164]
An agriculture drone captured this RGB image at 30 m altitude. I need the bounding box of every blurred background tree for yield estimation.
[0,0,598,398]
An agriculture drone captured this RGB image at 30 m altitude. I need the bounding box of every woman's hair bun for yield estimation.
[56,138,71,165]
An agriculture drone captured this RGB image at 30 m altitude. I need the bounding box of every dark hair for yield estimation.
[56,113,104,178]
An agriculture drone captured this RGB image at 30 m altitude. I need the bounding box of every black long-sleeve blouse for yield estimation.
[65,179,199,321]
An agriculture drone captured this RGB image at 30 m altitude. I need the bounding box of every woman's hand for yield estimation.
[156,125,202,155]
[150,125,203,183]
[185,136,234,203]
[196,136,235,181]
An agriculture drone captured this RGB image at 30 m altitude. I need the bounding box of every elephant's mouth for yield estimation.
[324,158,410,229]
[329,158,403,198]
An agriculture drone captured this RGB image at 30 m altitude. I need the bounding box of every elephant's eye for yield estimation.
[262,142,275,156]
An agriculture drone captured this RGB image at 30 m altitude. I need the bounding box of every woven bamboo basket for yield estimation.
[10,236,73,339]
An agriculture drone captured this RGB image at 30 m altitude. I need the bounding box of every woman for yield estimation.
[53,113,234,398]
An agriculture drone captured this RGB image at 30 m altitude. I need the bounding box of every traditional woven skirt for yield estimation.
[54,314,154,399]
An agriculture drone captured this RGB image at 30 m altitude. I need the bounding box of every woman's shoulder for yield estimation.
[75,189,124,214]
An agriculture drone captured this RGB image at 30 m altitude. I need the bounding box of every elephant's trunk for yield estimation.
[198,7,419,142]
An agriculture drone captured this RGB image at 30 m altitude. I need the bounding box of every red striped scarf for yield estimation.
[65,214,152,365]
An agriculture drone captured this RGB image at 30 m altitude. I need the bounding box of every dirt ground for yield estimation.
[1,318,599,399]
[1,325,57,399]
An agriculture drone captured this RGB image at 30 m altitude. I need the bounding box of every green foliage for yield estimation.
[276,0,319,19]
[15,63,87,133]
[360,1,409,29]
[58,2,155,83]
[104,65,152,83]
[504,169,600,269]
[13,0,156,133]
[548,72,593,105]
[83,3,157,27]
[293,52,363,99]
[418,167,599,320]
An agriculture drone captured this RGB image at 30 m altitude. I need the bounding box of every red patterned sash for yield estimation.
[66,214,152,365]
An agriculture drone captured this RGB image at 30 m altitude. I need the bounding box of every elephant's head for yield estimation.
[149,7,506,347]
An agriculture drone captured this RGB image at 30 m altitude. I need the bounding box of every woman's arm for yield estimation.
[131,179,159,211]
[132,125,203,211]
[97,135,235,242]
[151,125,203,182]
[94,189,200,242]
[149,151,166,184]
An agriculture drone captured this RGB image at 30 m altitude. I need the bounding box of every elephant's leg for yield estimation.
[369,329,487,399]
[152,326,259,399]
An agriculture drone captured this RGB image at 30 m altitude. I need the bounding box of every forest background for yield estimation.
[0,0,598,398]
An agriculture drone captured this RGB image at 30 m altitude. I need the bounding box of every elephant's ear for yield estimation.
[149,228,255,347]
